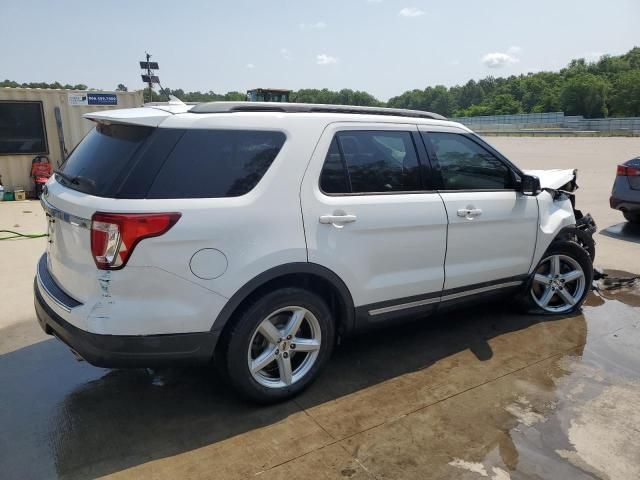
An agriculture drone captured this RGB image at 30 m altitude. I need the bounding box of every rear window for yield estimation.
[59,123,153,195]
[57,125,285,198]
[146,130,285,198]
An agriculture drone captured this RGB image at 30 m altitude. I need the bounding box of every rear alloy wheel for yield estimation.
[248,306,322,388]
[527,241,593,314]
[224,288,335,403]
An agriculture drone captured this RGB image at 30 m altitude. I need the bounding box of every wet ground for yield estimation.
[1,277,639,479]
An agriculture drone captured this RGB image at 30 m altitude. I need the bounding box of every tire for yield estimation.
[222,287,335,403]
[623,211,640,224]
[522,240,593,315]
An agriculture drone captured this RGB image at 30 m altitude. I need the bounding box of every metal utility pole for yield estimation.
[140,53,160,103]
[145,52,152,102]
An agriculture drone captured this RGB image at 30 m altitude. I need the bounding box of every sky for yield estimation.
[1,0,639,101]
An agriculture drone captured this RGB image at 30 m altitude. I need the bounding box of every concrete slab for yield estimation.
[253,443,374,480]
[0,201,48,332]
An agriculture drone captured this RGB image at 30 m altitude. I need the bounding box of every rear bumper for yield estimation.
[610,196,640,213]
[34,269,219,368]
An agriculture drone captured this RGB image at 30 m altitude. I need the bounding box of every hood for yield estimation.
[523,169,576,190]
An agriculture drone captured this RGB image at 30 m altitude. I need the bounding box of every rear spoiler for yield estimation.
[83,104,189,127]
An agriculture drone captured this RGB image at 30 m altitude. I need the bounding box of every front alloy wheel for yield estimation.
[531,254,586,313]
[248,306,322,388]
[526,241,593,315]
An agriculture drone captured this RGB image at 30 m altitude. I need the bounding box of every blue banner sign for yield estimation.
[87,93,118,106]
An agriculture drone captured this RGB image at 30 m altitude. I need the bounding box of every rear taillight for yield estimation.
[617,165,640,176]
[91,212,181,270]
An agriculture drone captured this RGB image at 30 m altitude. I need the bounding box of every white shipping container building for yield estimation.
[0,87,144,194]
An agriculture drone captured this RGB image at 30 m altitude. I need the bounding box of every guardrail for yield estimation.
[450,112,640,136]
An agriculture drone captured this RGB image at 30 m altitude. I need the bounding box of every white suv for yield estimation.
[35,102,596,402]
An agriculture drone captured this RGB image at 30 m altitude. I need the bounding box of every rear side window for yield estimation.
[59,123,153,195]
[147,130,285,198]
[319,131,421,194]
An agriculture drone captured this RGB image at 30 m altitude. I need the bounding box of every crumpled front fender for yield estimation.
[530,191,576,271]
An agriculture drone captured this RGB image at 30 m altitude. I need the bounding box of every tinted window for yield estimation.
[425,133,513,190]
[116,128,185,198]
[0,101,47,155]
[147,130,285,198]
[319,131,421,194]
[59,123,153,195]
[319,138,349,193]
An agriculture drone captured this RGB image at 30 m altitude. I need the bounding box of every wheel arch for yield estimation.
[553,224,596,261]
[211,263,356,342]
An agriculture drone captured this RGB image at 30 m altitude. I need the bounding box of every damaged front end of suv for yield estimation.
[526,168,597,261]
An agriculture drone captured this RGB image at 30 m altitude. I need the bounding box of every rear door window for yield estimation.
[147,130,286,198]
[58,123,153,196]
[319,138,350,194]
[319,131,422,194]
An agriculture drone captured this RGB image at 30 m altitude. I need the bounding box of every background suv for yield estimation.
[611,156,640,223]
[35,102,595,402]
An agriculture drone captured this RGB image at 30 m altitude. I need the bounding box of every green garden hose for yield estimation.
[0,230,48,240]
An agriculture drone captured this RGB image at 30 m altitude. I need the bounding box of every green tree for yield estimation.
[592,54,628,77]
[429,85,456,116]
[560,73,609,118]
[518,75,547,112]
[622,47,640,69]
[455,80,485,110]
[291,88,382,106]
[116,83,128,91]
[489,94,523,115]
[454,104,492,118]
[0,79,20,88]
[562,58,589,77]
[533,87,562,113]
[610,70,640,116]
[387,89,428,110]
[223,91,247,101]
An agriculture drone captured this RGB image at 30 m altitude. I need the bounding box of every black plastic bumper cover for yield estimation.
[34,279,218,368]
[610,196,640,212]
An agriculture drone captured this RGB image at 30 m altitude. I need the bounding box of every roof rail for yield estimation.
[188,101,447,120]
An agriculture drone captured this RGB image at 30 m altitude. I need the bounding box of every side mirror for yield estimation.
[521,175,541,196]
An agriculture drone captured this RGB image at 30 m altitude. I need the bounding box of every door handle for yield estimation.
[319,214,357,225]
[457,208,482,218]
